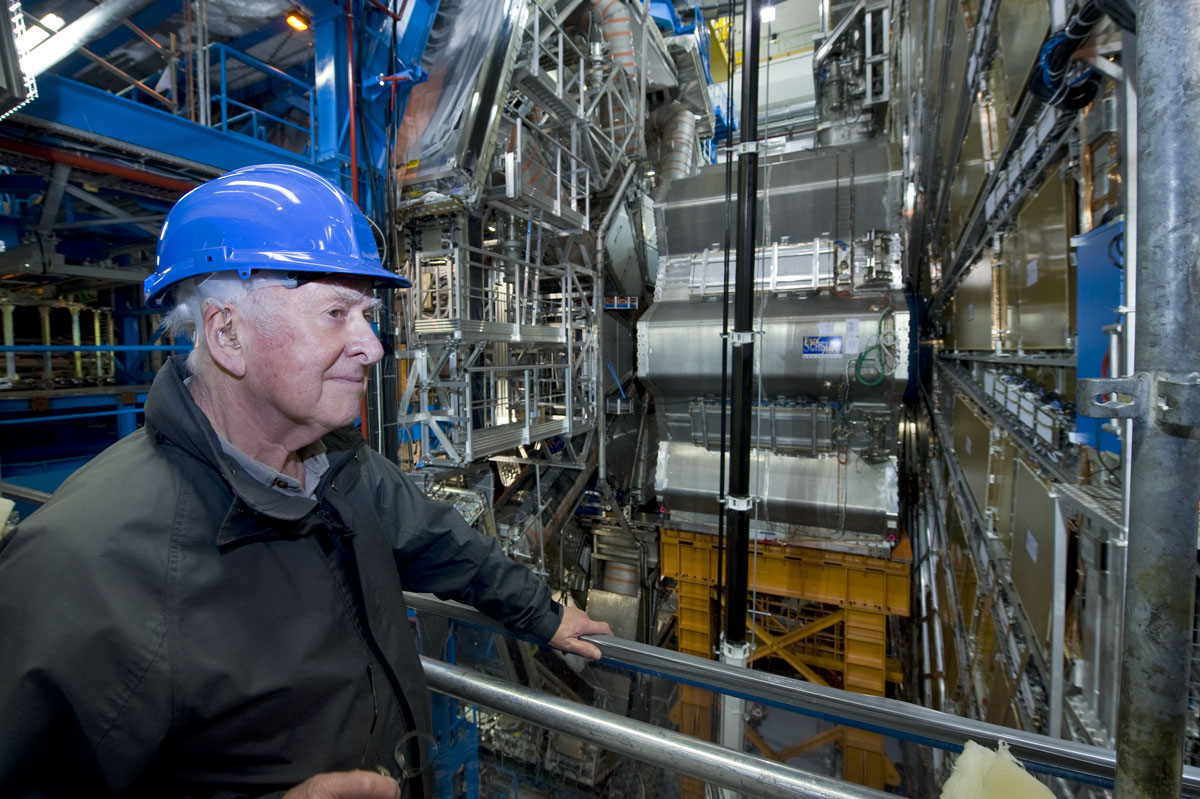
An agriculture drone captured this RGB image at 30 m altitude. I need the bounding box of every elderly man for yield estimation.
[0,164,610,799]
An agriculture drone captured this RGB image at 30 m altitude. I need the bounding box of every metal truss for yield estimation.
[395,0,653,469]
[398,234,599,466]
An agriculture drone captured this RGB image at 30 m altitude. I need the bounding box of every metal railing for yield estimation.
[423,657,893,799]
[212,42,315,158]
[409,593,1200,796]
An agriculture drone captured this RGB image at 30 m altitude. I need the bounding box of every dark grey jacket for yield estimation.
[0,357,562,798]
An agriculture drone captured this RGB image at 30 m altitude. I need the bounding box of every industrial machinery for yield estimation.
[4,0,1200,798]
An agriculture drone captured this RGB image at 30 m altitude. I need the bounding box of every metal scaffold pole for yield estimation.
[1111,2,1200,796]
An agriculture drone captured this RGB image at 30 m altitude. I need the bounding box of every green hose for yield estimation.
[855,344,886,386]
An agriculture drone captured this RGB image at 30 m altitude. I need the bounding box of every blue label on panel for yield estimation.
[801,335,843,358]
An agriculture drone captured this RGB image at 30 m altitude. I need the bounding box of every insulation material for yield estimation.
[593,0,638,80]
[940,741,1053,799]
[0,497,14,536]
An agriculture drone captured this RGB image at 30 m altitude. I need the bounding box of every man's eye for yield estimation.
[329,308,345,319]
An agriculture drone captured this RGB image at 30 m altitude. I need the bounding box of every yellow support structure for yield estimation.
[660,529,910,792]
[707,17,732,83]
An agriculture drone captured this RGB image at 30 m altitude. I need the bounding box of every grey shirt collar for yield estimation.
[217,436,330,499]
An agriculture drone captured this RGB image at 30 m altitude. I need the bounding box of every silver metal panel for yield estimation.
[1015,167,1072,350]
[952,398,991,516]
[604,204,643,297]
[638,294,909,402]
[654,441,898,536]
[585,589,642,641]
[398,0,527,191]
[654,241,839,302]
[657,142,902,257]
[947,104,989,252]
[413,319,566,343]
[1009,459,1057,654]
[687,400,834,454]
[995,0,1049,118]
[951,256,994,351]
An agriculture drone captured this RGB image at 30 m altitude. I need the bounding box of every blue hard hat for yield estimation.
[144,163,410,309]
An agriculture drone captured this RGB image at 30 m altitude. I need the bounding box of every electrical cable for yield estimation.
[1109,231,1124,268]
[1027,1,1104,110]
[748,16,777,639]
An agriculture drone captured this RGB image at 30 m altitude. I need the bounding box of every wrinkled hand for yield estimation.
[549,605,613,660]
[282,771,401,799]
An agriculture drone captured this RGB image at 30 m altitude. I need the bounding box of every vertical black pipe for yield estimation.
[1114,3,1200,797]
[716,0,737,612]
[723,0,761,647]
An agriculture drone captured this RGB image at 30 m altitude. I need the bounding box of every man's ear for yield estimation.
[201,301,247,378]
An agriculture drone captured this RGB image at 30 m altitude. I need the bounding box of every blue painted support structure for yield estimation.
[0,345,190,352]
[313,5,351,168]
[428,631,480,799]
[0,387,148,417]
[22,74,341,182]
[313,0,438,213]
[213,43,316,154]
[1072,221,1124,454]
[0,407,145,427]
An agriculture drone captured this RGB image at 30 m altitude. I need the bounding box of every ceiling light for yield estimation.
[18,12,65,52]
[760,5,776,23]
[285,9,311,31]
[645,170,656,177]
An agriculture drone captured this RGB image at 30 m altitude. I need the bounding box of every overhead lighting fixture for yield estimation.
[4,3,41,121]
[645,170,656,177]
[285,9,311,31]
[17,11,64,52]
[760,4,776,23]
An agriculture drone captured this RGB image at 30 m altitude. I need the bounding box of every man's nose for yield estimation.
[348,315,384,365]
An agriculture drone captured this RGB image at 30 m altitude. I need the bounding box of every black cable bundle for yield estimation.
[1027,0,1103,110]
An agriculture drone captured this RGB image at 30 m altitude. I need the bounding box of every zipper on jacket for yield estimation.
[315,525,423,788]
[358,663,379,769]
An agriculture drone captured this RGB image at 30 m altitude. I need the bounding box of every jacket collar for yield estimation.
[144,357,365,544]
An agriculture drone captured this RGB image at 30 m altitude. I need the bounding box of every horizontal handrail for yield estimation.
[210,42,313,93]
[0,407,143,426]
[217,96,312,136]
[422,657,892,799]
[407,593,1200,795]
[0,482,52,505]
[0,345,190,353]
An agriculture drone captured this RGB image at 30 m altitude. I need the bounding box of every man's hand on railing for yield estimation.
[549,605,612,660]
[282,770,400,799]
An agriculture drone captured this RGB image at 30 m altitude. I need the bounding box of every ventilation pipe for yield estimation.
[653,103,696,199]
[592,0,638,81]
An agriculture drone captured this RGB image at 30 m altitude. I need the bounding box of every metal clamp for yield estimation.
[1158,375,1200,427]
[728,330,755,345]
[724,494,754,511]
[731,141,759,156]
[1078,373,1200,427]
[1076,377,1145,419]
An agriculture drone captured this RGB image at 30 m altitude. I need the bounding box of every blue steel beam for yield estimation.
[20,73,338,181]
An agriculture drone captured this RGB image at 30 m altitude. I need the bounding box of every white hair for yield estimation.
[162,271,297,375]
